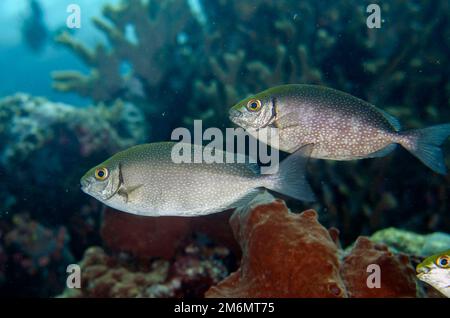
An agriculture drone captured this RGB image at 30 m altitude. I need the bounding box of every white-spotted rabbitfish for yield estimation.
[80,142,314,217]
[229,84,450,174]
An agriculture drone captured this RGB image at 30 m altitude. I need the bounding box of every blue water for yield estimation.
[0,0,118,105]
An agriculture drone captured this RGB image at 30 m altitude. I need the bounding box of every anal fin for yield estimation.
[228,189,262,209]
[366,143,397,158]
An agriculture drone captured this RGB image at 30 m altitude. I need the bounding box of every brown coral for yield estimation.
[206,193,418,298]
[341,237,417,298]
[101,208,240,260]
[206,193,347,298]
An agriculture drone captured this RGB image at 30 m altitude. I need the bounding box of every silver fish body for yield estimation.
[80,142,314,217]
[229,84,450,174]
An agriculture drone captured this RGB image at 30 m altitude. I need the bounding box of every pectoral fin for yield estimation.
[118,184,143,203]
[275,111,301,130]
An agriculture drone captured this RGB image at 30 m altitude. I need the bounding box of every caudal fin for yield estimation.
[265,144,316,201]
[400,124,450,175]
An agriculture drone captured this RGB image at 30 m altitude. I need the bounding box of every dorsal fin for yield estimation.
[378,108,401,131]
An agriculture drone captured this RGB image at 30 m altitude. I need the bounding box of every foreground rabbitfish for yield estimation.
[416,250,450,297]
[80,142,314,216]
[229,84,450,174]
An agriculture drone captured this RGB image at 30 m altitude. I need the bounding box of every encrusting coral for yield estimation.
[59,240,233,298]
[206,193,418,298]
[341,237,417,297]
[369,228,450,257]
[57,208,242,297]
[4,214,73,275]
[1,214,74,297]
[100,207,240,260]
[207,194,346,298]
[0,94,147,166]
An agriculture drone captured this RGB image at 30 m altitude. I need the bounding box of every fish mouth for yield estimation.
[416,265,430,276]
[229,108,243,123]
[80,178,90,193]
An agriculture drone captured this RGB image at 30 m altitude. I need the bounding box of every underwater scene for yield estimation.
[0,0,449,300]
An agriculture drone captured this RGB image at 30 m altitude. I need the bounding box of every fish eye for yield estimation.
[436,255,450,268]
[246,99,262,112]
[94,167,109,181]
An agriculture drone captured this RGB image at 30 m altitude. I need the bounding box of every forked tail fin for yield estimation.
[400,124,450,175]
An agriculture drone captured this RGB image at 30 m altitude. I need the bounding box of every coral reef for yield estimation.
[0,94,147,166]
[58,208,241,298]
[52,0,206,138]
[341,237,417,297]
[53,0,194,103]
[206,193,417,298]
[59,239,232,298]
[0,94,147,221]
[53,0,450,126]
[2,0,449,298]
[0,94,148,296]
[369,228,450,257]
[0,214,74,297]
[59,195,443,298]
[4,214,73,275]
[100,208,240,260]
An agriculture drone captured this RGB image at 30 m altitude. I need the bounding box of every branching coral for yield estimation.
[184,50,246,125]
[304,149,450,245]
[53,0,194,103]
[53,32,123,102]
